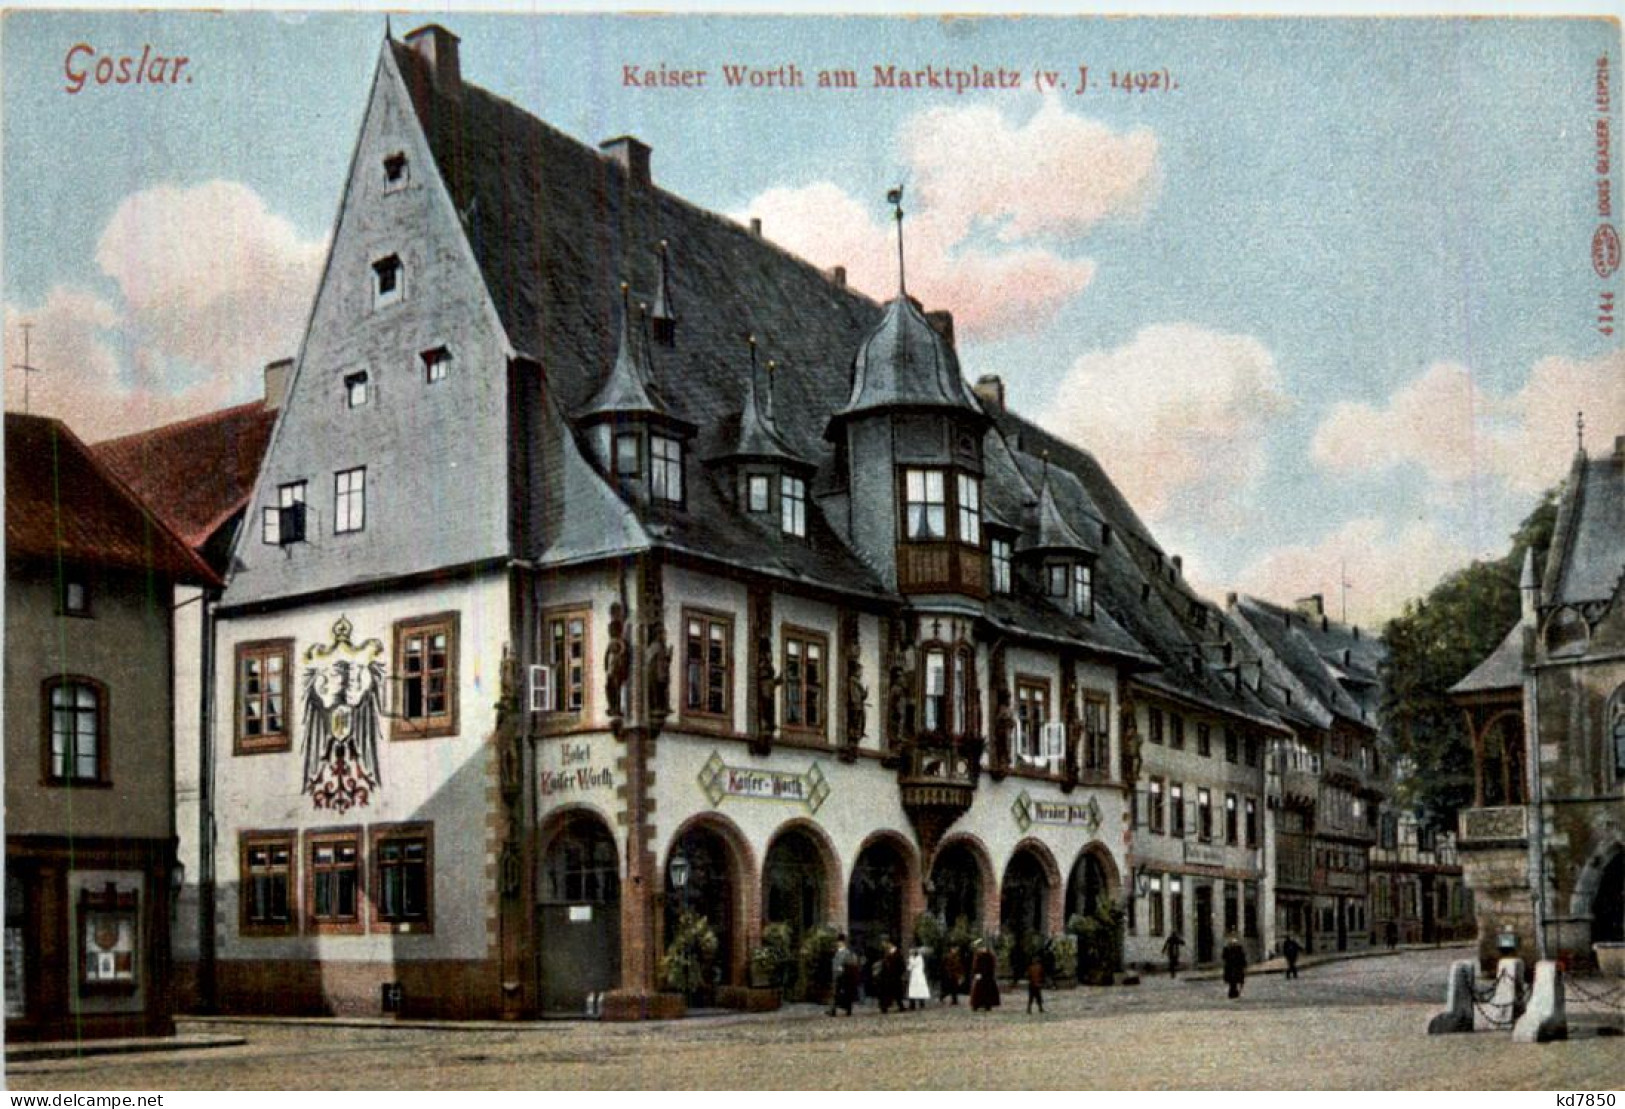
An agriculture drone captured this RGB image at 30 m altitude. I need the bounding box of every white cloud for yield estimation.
[96,180,324,381]
[5,181,321,441]
[737,97,1156,341]
[1037,322,1291,521]
[906,97,1160,242]
[1226,516,1475,628]
[1311,349,1625,491]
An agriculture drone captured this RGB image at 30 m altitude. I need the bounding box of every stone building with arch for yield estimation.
[1453,437,1625,969]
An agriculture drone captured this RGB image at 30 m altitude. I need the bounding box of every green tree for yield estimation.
[1380,489,1558,829]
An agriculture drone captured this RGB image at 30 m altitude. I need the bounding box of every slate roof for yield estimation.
[1232,595,1369,726]
[708,346,808,468]
[1449,621,1527,696]
[1541,449,1625,606]
[93,399,276,556]
[7,412,220,586]
[832,293,986,428]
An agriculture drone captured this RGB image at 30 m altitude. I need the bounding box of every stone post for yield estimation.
[1426,959,1475,1034]
[1487,957,1526,1029]
[1511,959,1567,1043]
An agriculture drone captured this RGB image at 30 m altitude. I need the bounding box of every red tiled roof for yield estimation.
[6,412,220,586]
[94,400,276,551]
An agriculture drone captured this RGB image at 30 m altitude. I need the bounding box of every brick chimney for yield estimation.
[599,136,651,188]
[405,24,461,94]
[925,310,955,350]
[1171,554,1183,577]
[826,265,847,288]
[972,374,1005,412]
[263,358,294,410]
[749,217,763,237]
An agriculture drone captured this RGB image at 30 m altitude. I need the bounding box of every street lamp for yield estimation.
[1134,865,1150,899]
[670,850,691,917]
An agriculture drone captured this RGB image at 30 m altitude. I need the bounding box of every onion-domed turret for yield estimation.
[828,294,985,431]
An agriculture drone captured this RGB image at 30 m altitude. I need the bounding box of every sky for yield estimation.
[3,9,1621,626]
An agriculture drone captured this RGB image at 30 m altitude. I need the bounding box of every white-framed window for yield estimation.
[421,345,451,383]
[373,255,404,308]
[1016,679,1049,764]
[956,474,981,546]
[345,370,369,408]
[903,469,946,540]
[781,475,806,537]
[990,537,1012,594]
[1073,562,1093,617]
[262,480,307,545]
[748,474,770,513]
[923,649,947,732]
[334,468,365,534]
[651,435,683,503]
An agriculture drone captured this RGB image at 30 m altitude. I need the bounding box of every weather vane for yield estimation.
[887,185,906,294]
[9,322,47,414]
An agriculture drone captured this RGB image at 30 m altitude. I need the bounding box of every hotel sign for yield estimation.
[1183,842,1227,868]
[699,750,830,813]
[1012,791,1101,834]
[539,741,616,798]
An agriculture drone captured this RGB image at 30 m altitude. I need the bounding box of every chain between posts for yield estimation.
[1468,968,1527,1028]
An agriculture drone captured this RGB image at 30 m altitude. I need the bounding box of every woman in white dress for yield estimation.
[906,946,931,1011]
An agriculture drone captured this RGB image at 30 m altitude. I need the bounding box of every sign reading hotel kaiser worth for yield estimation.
[301,615,386,813]
[698,750,830,814]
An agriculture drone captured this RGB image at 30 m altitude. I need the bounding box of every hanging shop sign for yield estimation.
[1012,790,1101,834]
[698,750,830,814]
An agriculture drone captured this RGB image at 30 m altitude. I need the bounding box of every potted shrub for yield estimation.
[752,922,795,989]
[1069,899,1126,985]
[660,910,719,1004]
[796,923,839,1004]
[1050,934,1079,986]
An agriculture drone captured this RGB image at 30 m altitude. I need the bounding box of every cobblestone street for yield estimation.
[9,948,1622,1090]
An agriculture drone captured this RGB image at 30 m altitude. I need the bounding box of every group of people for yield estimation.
[825,935,1017,1016]
[1160,929,1258,998]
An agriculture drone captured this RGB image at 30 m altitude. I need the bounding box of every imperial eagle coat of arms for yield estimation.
[301,615,387,812]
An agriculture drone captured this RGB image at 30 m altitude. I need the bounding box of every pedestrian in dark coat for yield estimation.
[1222,933,1247,999]
[969,943,1001,1011]
[878,942,906,1014]
[1025,954,1046,1014]
[940,946,965,1006]
[829,934,860,1016]
[1281,935,1302,980]
[1161,930,1186,979]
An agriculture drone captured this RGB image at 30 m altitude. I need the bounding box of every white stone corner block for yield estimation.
[1511,959,1567,1044]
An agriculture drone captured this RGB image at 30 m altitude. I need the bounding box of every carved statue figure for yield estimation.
[886,663,915,742]
[645,620,672,718]
[756,638,781,735]
[993,687,1016,766]
[604,602,630,718]
[845,657,868,741]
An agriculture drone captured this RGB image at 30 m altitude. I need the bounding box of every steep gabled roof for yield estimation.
[7,412,220,586]
[1541,449,1625,606]
[1232,594,1368,726]
[93,399,276,554]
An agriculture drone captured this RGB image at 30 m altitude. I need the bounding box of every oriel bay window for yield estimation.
[307,830,362,934]
[782,630,826,735]
[956,474,981,546]
[904,469,947,539]
[920,643,976,737]
[394,613,458,738]
[240,832,295,935]
[684,611,732,719]
[373,825,432,932]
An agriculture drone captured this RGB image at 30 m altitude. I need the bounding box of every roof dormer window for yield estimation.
[373,255,404,308]
[1048,563,1069,600]
[781,475,806,538]
[615,432,641,478]
[651,435,683,504]
[747,474,770,513]
[383,152,409,191]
